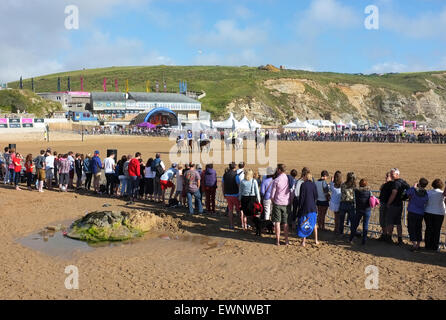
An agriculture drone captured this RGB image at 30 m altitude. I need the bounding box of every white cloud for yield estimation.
[369,62,409,74]
[190,19,268,49]
[295,0,361,36]
[234,5,253,19]
[381,6,446,39]
[0,0,154,83]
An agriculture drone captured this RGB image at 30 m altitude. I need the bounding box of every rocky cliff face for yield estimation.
[226,75,446,127]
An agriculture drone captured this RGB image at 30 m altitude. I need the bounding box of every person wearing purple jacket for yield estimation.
[203,164,217,214]
[270,164,291,246]
[406,178,429,252]
[260,167,275,221]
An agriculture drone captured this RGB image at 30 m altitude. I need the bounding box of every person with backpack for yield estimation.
[338,172,357,235]
[160,163,178,204]
[91,150,103,194]
[406,178,429,251]
[203,164,217,214]
[33,150,46,193]
[222,162,241,229]
[350,178,372,245]
[184,163,203,215]
[315,170,330,231]
[385,168,410,245]
[152,153,165,203]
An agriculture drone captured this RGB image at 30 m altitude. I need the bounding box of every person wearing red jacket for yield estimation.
[128,152,141,202]
[13,153,23,191]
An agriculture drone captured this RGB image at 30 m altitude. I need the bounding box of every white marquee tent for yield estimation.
[238,116,252,131]
[346,121,357,129]
[250,119,262,129]
[213,113,239,130]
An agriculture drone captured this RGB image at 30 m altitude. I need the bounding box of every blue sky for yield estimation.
[1,0,446,82]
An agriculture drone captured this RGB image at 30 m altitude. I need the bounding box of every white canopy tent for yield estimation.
[283,119,305,129]
[336,120,347,128]
[283,118,320,131]
[346,121,357,129]
[303,121,320,131]
[213,113,239,130]
[307,119,335,128]
[250,119,262,129]
[238,116,252,131]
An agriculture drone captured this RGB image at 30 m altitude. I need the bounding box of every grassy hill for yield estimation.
[0,89,62,117]
[8,66,446,126]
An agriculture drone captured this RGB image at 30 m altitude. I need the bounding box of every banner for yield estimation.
[21,118,34,127]
[34,118,45,123]
[0,118,7,128]
[9,118,20,124]
[9,124,21,128]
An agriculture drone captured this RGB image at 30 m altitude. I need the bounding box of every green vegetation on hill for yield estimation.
[8,66,446,121]
[0,89,62,117]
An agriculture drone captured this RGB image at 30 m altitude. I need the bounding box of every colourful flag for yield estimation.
[125,79,129,93]
[57,77,61,91]
[115,79,118,92]
[163,80,167,92]
[67,77,71,91]
[146,80,151,93]
[80,76,84,91]
[103,78,107,92]
[19,76,23,89]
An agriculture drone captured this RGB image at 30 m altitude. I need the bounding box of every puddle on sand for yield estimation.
[17,228,226,259]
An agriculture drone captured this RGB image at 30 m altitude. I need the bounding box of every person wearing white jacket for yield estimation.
[424,179,446,251]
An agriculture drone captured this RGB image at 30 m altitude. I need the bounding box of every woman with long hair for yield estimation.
[116,155,128,197]
[338,172,357,235]
[350,178,372,245]
[315,170,330,231]
[12,152,23,191]
[238,169,261,231]
[144,158,155,201]
[24,154,34,191]
[297,172,319,247]
[329,171,342,234]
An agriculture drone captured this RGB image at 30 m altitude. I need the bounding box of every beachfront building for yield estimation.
[90,92,202,122]
[37,91,91,111]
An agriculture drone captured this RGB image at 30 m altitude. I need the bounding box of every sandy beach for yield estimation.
[0,134,445,300]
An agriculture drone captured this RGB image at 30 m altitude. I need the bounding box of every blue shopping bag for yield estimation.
[297,212,317,238]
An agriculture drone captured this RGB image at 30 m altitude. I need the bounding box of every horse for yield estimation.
[199,139,212,153]
[187,139,195,152]
[176,137,186,155]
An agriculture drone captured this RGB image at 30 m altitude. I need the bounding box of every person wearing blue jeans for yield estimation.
[338,172,357,235]
[187,190,203,215]
[184,164,203,215]
[338,201,355,235]
[350,179,372,245]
